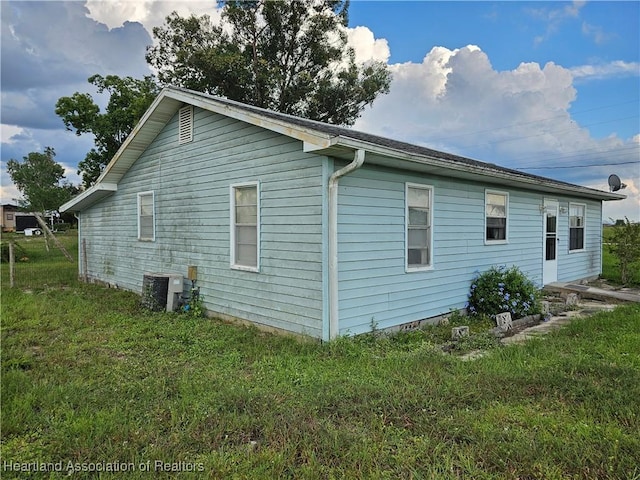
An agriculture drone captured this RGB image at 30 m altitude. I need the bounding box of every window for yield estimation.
[231,182,259,271]
[569,203,585,251]
[485,190,508,242]
[6,213,13,220]
[406,183,433,270]
[137,191,155,241]
[178,105,193,144]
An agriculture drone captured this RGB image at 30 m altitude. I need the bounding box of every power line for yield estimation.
[517,160,639,171]
[478,114,639,148]
[515,144,640,165]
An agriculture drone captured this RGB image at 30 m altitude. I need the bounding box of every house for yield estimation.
[1,204,18,232]
[60,87,624,340]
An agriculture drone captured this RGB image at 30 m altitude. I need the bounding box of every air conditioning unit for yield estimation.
[142,273,184,312]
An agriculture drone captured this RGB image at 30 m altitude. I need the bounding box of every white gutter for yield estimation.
[328,149,365,340]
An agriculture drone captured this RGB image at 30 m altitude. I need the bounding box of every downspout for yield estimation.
[328,149,365,340]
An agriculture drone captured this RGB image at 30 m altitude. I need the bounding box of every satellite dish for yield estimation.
[608,174,627,192]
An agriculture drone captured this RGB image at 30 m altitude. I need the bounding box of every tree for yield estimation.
[7,147,77,260]
[146,0,391,126]
[607,217,640,285]
[55,74,159,187]
[6,147,77,213]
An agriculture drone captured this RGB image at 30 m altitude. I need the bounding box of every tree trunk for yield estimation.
[34,213,74,262]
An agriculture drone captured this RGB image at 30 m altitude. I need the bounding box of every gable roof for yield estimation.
[61,86,624,211]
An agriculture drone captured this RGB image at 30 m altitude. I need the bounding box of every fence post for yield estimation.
[9,241,15,287]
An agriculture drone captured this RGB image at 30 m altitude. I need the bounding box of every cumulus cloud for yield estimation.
[347,26,390,64]
[354,44,639,212]
[84,0,222,35]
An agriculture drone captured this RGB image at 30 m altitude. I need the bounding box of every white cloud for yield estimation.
[570,60,640,80]
[84,0,221,33]
[1,125,23,144]
[354,44,640,222]
[347,26,390,64]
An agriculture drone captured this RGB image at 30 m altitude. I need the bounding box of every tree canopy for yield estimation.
[55,74,159,187]
[6,147,77,213]
[146,0,391,126]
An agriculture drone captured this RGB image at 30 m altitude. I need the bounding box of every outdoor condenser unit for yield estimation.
[142,273,184,312]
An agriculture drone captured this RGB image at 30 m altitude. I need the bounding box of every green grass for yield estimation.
[2,235,640,479]
[1,232,79,289]
[2,287,639,479]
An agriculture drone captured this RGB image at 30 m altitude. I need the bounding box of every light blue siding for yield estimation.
[77,105,606,340]
[335,165,604,336]
[554,198,602,282]
[80,107,325,338]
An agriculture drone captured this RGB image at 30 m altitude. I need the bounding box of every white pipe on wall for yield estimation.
[328,149,365,340]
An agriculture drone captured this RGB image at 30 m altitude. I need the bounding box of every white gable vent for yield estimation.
[178,105,193,144]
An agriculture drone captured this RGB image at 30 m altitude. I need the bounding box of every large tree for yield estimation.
[6,147,77,213]
[146,0,391,126]
[55,74,159,187]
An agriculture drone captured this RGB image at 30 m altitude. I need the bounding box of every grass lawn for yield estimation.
[2,234,640,479]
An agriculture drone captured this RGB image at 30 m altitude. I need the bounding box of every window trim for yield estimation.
[405,182,434,272]
[484,189,509,245]
[568,202,586,253]
[137,191,155,242]
[178,105,193,144]
[230,181,260,272]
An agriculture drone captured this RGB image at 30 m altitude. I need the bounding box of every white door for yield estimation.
[543,200,559,284]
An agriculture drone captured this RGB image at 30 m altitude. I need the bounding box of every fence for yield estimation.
[1,232,78,290]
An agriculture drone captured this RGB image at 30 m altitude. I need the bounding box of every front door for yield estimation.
[543,200,558,284]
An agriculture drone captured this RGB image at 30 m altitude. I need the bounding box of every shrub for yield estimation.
[607,217,640,286]
[467,265,541,319]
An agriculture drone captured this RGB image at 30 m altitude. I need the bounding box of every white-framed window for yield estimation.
[569,203,586,251]
[137,191,155,241]
[230,182,260,271]
[485,190,508,243]
[406,183,433,271]
[178,105,193,144]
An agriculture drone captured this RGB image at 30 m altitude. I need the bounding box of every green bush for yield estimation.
[467,265,541,319]
[607,217,640,286]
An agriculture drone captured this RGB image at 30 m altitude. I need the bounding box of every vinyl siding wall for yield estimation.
[80,107,325,338]
[336,164,603,335]
[553,197,602,282]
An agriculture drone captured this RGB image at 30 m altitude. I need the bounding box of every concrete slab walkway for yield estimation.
[545,282,640,303]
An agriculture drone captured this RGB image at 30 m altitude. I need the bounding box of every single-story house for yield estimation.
[61,87,624,340]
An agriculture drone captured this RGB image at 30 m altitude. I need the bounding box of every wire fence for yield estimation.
[1,232,78,290]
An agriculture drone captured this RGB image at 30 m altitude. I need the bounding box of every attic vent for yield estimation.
[178,106,193,144]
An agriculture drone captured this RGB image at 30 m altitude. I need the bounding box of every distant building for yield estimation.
[1,204,18,232]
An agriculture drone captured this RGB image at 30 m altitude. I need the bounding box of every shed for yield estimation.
[61,87,624,340]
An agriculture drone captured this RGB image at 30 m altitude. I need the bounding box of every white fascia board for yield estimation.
[332,136,625,202]
[60,183,117,212]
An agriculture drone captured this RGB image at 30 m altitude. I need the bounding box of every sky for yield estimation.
[1,0,639,221]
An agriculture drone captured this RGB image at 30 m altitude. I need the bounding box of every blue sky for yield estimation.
[1,1,639,220]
